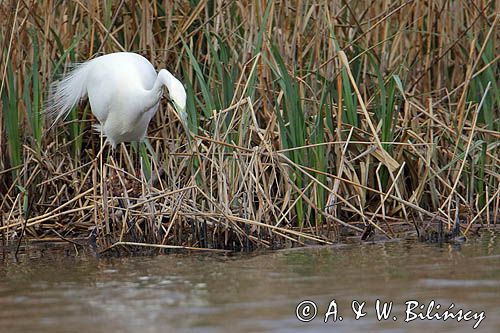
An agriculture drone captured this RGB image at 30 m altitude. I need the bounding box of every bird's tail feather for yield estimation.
[44,62,91,129]
[92,124,103,134]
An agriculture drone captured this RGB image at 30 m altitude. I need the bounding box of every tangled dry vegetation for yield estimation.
[1,0,499,254]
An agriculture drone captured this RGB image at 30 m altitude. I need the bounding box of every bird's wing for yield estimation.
[86,74,113,123]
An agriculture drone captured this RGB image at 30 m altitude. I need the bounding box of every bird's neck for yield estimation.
[144,69,172,110]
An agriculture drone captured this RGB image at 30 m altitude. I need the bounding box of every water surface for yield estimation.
[1,232,499,332]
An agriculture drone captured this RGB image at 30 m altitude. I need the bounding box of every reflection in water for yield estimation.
[0,232,498,333]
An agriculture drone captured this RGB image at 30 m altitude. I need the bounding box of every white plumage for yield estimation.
[46,52,187,147]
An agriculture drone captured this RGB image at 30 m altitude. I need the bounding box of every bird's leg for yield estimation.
[117,142,135,178]
[96,129,112,240]
[143,139,163,187]
[139,141,153,183]
[127,142,140,178]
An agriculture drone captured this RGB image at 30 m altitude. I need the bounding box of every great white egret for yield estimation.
[46,52,187,148]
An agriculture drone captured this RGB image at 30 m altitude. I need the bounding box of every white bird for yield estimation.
[46,52,187,148]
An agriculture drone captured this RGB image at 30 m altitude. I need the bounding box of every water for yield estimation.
[0,232,499,333]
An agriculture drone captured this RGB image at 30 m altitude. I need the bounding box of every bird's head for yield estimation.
[159,69,188,128]
[169,79,187,126]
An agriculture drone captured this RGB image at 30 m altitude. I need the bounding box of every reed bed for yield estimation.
[1,0,499,254]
